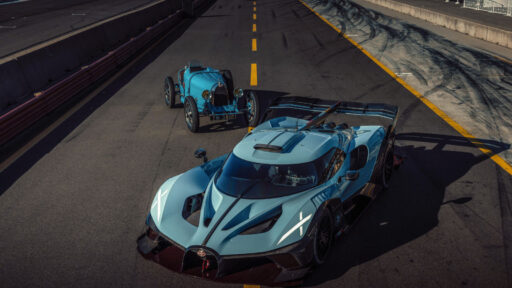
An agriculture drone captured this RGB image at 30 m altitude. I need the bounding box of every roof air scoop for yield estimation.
[253,131,305,153]
[253,144,283,152]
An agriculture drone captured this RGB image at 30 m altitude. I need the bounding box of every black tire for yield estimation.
[184,96,199,132]
[312,208,334,266]
[220,70,234,100]
[164,76,176,108]
[380,146,394,190]
[244,91,261,127]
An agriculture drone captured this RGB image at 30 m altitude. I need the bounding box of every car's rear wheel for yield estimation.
[381,146,394,189]
[244,91,261,127]
[164,76,176,108]
[184,96,199,132]
[312,208,333,266]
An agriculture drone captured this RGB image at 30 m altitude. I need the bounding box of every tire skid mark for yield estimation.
[304,0,512,166]
[282,32,288,49]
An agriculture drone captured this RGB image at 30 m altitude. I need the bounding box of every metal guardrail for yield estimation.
[463,0,512,16]
[0,0,210,146]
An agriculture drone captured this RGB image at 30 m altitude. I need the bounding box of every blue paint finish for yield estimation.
[145,99,398,257]
[175,64,248,117]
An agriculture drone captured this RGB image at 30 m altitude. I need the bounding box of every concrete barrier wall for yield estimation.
[0,0,182,114]
[362,0,512,49]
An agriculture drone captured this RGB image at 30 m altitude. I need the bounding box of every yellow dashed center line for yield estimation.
[253,13,257,20]
[244,285,260,288]
[252,23,257,32]
[252,38,257,51]
[298,0,512,176]
[250,63,257,86]
[253,7,257,12]
[253,1,256,5]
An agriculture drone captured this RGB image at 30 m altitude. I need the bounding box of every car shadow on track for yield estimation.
[303,132,510,286]
[0,0,219,196]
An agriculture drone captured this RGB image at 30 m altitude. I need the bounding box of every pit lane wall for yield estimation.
[361,0,512,49]
[0,0,204,146]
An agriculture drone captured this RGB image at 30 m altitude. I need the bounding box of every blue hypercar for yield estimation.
[138,97,400,283]
[164,60,261,132]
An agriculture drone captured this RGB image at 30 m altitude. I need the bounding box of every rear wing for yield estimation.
[262,96,399,137]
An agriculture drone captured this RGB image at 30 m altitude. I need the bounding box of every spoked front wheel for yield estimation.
[244,91,261,127]
[184,96,199,132]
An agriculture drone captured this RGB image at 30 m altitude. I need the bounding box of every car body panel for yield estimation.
[176,64,244,116]
[141,97,400,283]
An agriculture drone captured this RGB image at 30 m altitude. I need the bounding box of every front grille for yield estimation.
[212,86,229,106]
[182,247,219,279]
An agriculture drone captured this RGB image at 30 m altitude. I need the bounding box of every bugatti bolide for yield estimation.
[164,60,261,132]
[138,97,400,283]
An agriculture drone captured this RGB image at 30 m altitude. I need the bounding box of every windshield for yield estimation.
[214,150,336,199]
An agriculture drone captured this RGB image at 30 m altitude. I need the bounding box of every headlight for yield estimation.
[234,88,244,98]
[202,90,211,100]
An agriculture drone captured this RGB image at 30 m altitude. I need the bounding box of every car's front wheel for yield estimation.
[244,91,261,127]
[312,208,333,266]
[164,76,176,108]
[184,96,199,132]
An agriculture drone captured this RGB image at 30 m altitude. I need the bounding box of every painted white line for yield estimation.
[396,72,412,76]
[72,13,87,16]
[0,25,17,29]
[0,0,30,6]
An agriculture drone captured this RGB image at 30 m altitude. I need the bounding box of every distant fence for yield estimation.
[463,0,512,16]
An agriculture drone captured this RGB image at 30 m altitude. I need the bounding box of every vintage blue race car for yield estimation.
[138,97,400,284]
[164,61,261,132]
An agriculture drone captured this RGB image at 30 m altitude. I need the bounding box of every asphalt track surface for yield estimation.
[0,0,155,57]
[1,0,511,287]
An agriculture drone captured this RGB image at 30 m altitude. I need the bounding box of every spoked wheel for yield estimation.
[381,147,394,189]
[164,76,176,108]
[313,208,333,266]
[184,96,199,132]
[244,91,261,127]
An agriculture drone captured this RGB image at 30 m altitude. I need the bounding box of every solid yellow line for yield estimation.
[253,13,257,20]
[243,285,260,288]
[298,0,512,176]
[250,63,257,86]
[252,23,257,32]
[252,38,257,51]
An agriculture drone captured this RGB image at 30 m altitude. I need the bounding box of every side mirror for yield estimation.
[345,171,359,181]
[194,148,208,163]
[234,88,244,98]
